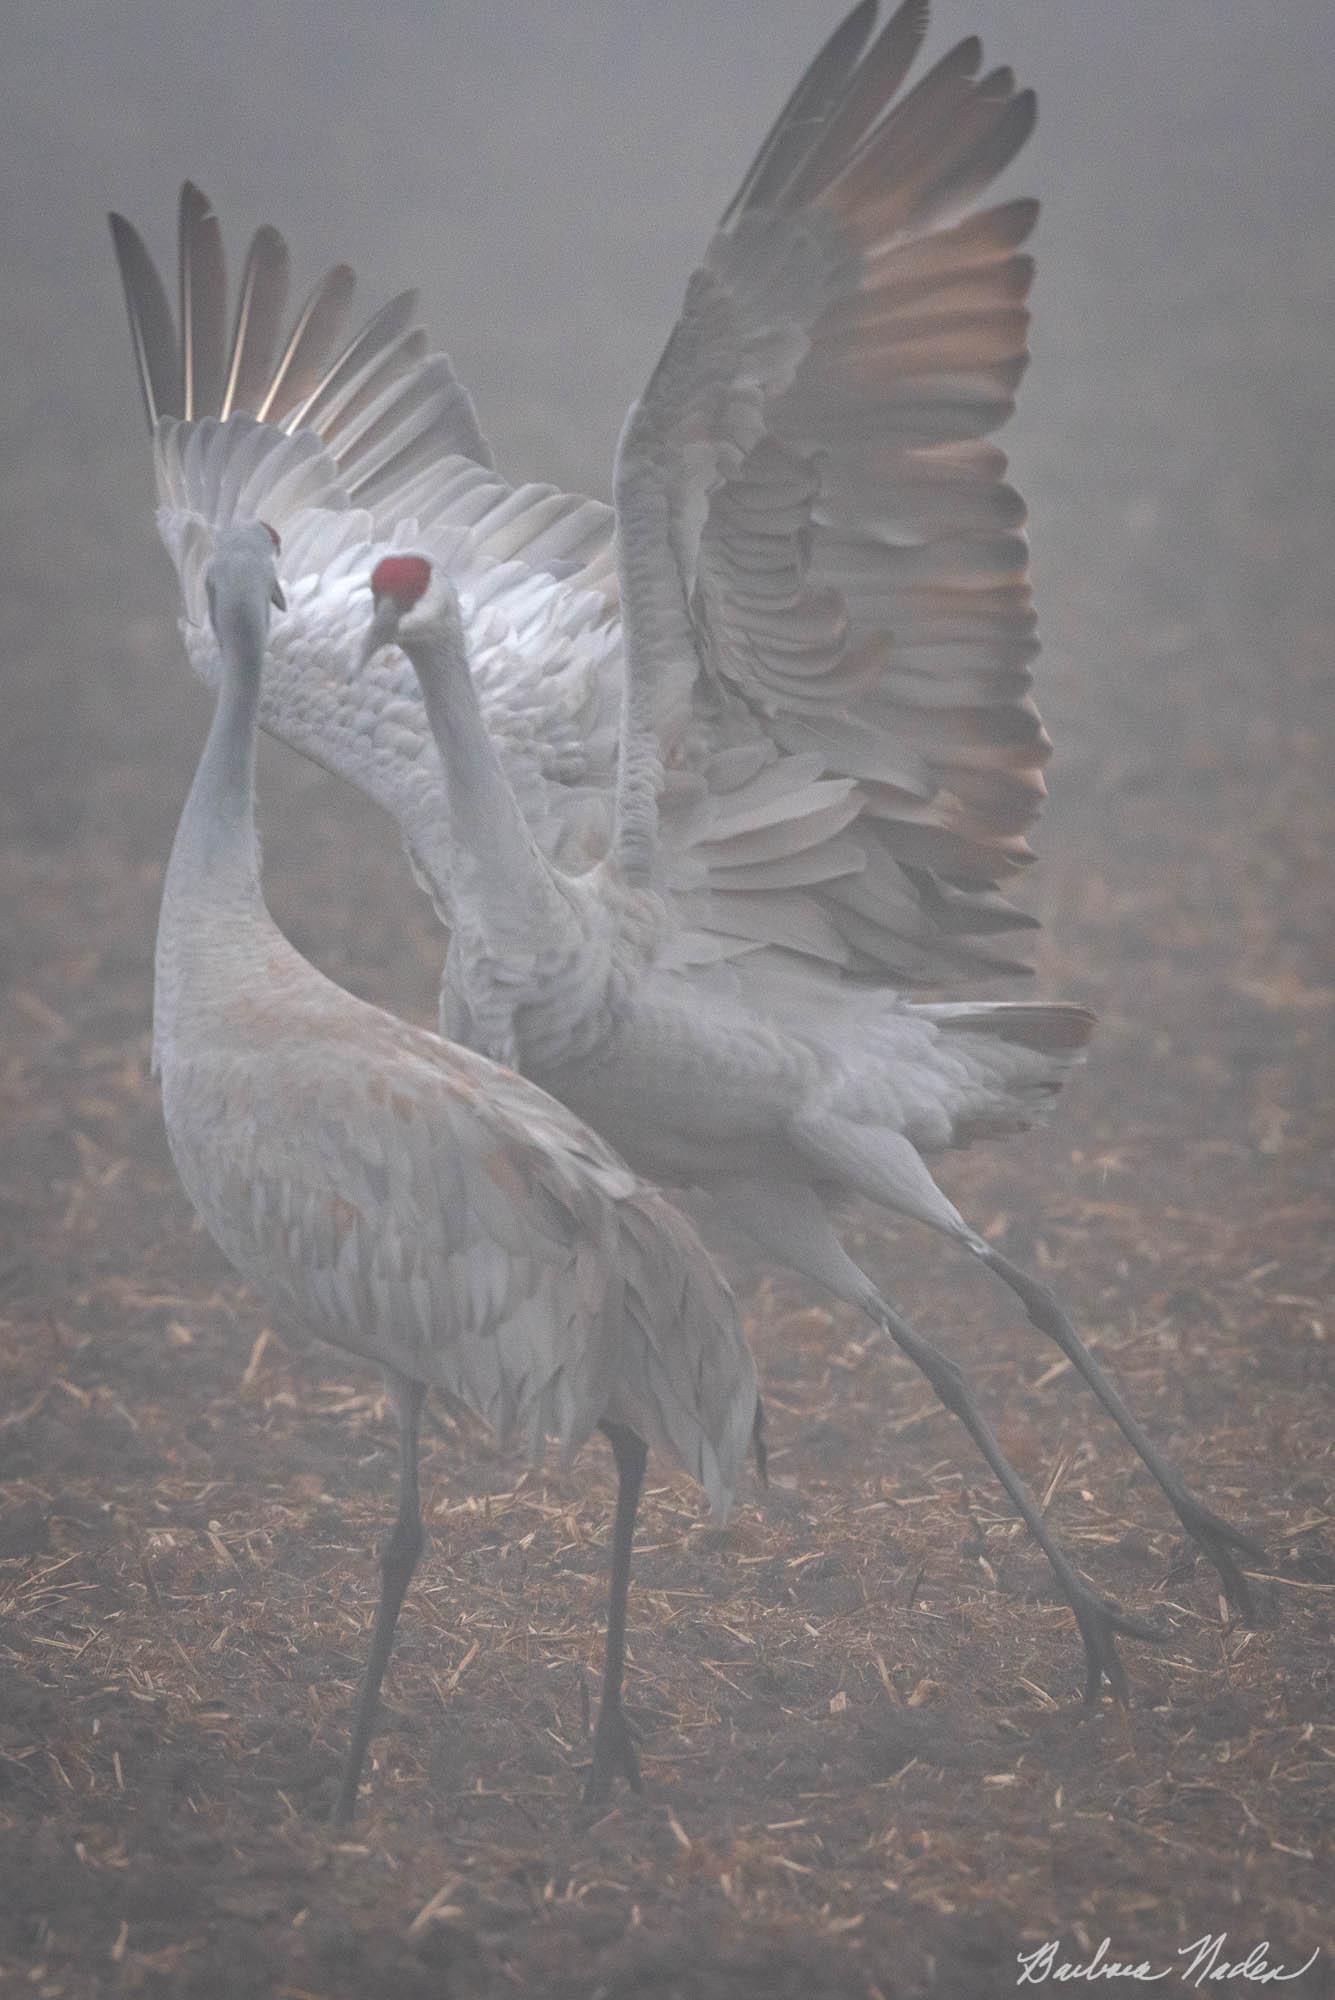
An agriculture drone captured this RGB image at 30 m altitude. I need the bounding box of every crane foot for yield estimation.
[1070,1587,1166,1707]
[1172,1501,1267,1622]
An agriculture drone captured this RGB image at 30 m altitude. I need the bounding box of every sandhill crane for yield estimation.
[112,0,1263,1702]
[153,519,760,1820]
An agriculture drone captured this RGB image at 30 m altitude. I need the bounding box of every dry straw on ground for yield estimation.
[2,747,1330,1995]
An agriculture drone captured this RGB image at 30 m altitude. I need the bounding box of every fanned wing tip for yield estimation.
[113,183,501,556]
[654,10,1045,981]
[221,223,291,420]
[178,181,226,421]
[285,286,421,437]
[720,0,881,228]
[178,180,210,223]
[255,261,357,426]
[781,0,932,211]
[108,209,180,430]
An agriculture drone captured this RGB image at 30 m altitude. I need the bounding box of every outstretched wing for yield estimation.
[111,182,491,482]
[614,0,1047,982]
[110,185,624,876]
[114,8,1048,992]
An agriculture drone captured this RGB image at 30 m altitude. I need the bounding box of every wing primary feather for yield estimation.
[178,182,227,421]
[332,362,449,467]
[912,86,1037,225]
[255,263,357,426]
[781,0,932,211]
[314,327,428,443]
[822,36,985,215]
[220,224,290,420]
[719,0,879,228]
[342,400,472,508]
[282,288,420,436]
[614,7,1050,978]
[108,211,180,429]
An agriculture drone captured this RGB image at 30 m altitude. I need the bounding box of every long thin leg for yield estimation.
[749,1124,1265,1619]
[333,1373,426,1826]
[712,1180,1163,1702]
[584,1421,648,1806]
[877,1302,1163,1703]
[970,1242,1266,1618]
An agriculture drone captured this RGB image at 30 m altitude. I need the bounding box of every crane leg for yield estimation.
[791,1116,1266,1620]
[583,1421,647,1806]
[333,1372,426,1826]
[966,1241,1266,1620]
[712,1180,1163,1703]
[873,1298,1163,1704]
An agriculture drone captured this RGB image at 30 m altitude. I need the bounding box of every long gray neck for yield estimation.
[404,605,574,959]
[154,617,270,1067]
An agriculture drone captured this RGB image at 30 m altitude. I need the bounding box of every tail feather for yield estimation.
[923,998,1096,1053]
[818,994,1095,1159]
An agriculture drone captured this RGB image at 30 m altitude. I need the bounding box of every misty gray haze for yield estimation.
[2,4,1331,1993]
[6,1,1333,911]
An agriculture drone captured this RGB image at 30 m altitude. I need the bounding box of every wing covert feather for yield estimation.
[162,987,754,1502]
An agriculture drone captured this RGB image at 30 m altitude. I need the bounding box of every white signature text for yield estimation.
[1016,1935,1321,1988]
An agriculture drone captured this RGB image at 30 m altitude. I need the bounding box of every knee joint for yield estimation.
[885,1320,970,1417]
[929,1354,969,1416]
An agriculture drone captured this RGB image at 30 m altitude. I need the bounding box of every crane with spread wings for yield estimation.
[112,0,1263,1700]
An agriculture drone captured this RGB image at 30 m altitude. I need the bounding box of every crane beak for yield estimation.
[357,597,396,673]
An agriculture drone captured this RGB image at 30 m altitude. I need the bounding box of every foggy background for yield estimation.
[3,5,1332,1990]
[4,0,1333,982]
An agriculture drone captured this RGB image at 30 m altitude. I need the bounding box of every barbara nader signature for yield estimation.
[1016,1934,1321,1987]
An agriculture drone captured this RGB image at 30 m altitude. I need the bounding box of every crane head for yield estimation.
[203,520,286,660]
[360,552,462,672]
[370,554,431,608]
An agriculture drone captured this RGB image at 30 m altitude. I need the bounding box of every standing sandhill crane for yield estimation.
[363,546,1170,1698]
[153,519,760,1820]
[111,0,1263,1700]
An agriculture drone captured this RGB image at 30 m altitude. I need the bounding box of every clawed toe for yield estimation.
[582,1704,643,1808]
[1171,1503,1265,1621]
[1073,1591,1166,1708]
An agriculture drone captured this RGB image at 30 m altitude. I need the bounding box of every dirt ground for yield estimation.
[2,4,1333,1996]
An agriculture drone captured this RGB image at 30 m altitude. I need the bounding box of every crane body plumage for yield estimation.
[114,0,1264,1707]
[152,522,759,1819]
